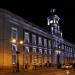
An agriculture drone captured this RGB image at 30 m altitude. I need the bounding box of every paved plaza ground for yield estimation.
[0,68,75,75]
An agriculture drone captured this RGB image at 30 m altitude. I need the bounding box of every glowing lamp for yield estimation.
[19,40,23,45]
[11,39,16,43]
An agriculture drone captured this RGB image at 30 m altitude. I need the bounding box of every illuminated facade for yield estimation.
[0,8,75,72]
[47,9,75,66]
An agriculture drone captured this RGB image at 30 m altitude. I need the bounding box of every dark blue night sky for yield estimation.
[1,0,75,44]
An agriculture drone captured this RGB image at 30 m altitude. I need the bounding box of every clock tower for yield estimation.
[47,9,63,68]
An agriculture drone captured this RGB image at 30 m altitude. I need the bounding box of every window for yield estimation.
[25,47,29,53]
[12,55,16,64]
[25,32,30,44]
[34,56,37,64]
[62,44,64,50]
[44,39,47,47]
[65,46,66,52]
[12,44,17,64]
[55,41,58,47]
[67,47,68,52]
[11,27,18,65]
[53,41,56,47]
[39,48,42,54]
[71,48,72,53]
[33,48,36,54]
[71,53,73,57]
[61,51,63,55]
[33,48,37,64]
[11,27,17,39]
[48,40,51,48]
[38,37,42,46]
[44,49,47,54]
[49,49,51,55]
[69,47,71,52]
[61,32,62,37]
[68,53,70,57]
[12,44,17,52]
[32,34,36,45]
[47,17,50,25]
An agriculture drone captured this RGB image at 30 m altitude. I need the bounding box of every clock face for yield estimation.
[50,19,59,25]
[54,18,59,24]
[50,20,53,24]
[55,20,58,24]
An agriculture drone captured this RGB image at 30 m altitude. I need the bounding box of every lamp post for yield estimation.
[56,50,61,68]
[16,50,20,72]
[11,39,23,72]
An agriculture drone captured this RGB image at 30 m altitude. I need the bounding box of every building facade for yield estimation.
[0,8,75,72]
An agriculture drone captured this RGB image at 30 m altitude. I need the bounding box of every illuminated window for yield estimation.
[62,44,64,50]
[12,55,16,64]
[34,56,37,64]
[32,34,36,45]
[44,49,47,54]
[11,27,17,39]
[33,48,37,64]
[48,40,51,48]
[51,27,53,34]
[49,49,51,55]
[47,17,50,25]
[12,44,17,52]
[68,47,69,51]
[61,32,62,37]
[24,32,30,44]
[25,47,29,53]
[39,48,42,54]
[11,27,18,65]
[44,39,47,47]
[38,37,42,46]
[12,44,17,64]
[33,47,36,54]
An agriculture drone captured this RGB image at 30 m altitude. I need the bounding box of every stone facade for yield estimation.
[0,8,75,72]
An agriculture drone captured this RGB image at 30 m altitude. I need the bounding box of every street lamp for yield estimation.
[11,38,16,43]
[56,49,61,69]
[11,38,23,72]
